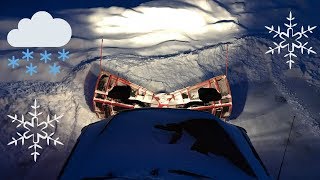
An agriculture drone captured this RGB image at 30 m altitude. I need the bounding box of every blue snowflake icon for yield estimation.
[26,63,37,76]
[58,49,70,61]
[40,50,52,63]
[8,56,20,69]
[22,49,34,61]
[49,63,61,76]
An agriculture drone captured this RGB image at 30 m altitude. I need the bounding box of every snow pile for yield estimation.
[86,0,242,54]
[0,0,243,82]
[0,0,320,179]
[57,0,245,57]
[1,35,319,179]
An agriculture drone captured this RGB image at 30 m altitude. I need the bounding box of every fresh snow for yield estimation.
[60,109,269,179]
[0,0,319,179]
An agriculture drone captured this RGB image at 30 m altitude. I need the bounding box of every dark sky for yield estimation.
[0,0,154,17]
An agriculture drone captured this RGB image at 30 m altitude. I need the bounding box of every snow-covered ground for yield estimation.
[0,0,319,179]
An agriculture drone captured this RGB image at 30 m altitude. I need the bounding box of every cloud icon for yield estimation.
[7,11,72,47]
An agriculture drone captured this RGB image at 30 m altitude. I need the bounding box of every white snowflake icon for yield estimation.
[265,11,317,69]
[7,99,64,162]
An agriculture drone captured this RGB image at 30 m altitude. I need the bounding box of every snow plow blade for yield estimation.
[93,71,232,120]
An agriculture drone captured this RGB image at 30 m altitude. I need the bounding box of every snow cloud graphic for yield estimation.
[7,11,72,47]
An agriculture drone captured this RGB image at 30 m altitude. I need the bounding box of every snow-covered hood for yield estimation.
[59,108,270,179]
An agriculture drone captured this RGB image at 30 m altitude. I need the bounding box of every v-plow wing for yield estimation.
[93,71,232,120]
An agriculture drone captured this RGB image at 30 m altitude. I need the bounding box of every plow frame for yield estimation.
[93,71,232,120]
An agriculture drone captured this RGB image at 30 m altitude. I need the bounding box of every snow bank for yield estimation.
[0,0,320,179]
[0,0,244,82]
[1,35,319,179]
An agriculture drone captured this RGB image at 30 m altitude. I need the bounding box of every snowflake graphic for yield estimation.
[58,49,70,61]
[8,56,20,69]
[8,49,69,77]
[49,63,61,76]
[22,49,34,61]
[265,11,317,69]
[26,63,37,76]
[7,99,64,162]
[40,50,52,63]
